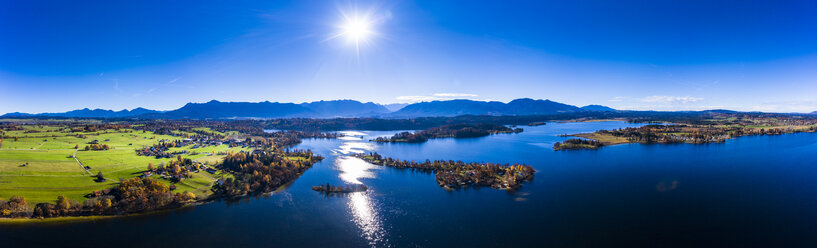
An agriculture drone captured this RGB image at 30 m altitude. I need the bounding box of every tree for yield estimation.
[171,164,182,175]
[56,195,70,213]
[97,172,105,181]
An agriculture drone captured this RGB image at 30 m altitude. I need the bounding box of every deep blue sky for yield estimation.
[1,0,815,113]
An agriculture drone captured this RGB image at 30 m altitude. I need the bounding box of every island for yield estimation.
[371,123,523,143]
[553,138,604,151]
[353,152,535,190]
[312,183,368,193]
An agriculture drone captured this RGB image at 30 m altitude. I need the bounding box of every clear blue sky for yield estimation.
[1,0,816,114]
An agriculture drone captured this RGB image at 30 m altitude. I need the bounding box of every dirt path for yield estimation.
[72,149,96,177]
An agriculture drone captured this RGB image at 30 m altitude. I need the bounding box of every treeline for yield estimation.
[84,143,111,151]
[70,124,129,133]
[354,152,534,190]
[213,149,323,196]
[1,178,198,218]
[603,125,730,144]
[372,124,523,143]
[553,138,604,150]
[264,115,576,131]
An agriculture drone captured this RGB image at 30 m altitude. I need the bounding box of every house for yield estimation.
[139,171,153,178]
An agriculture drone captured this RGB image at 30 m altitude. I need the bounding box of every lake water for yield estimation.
[3,121,817,247]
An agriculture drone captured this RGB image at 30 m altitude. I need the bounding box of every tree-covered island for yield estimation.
[354,152,535,190]
[371,123,522,143]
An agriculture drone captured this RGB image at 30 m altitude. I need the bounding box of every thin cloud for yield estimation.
[641,96,703,104]
[166,77,181,85]
[433,93,478,98]
[113,79,123,93]
[396,95,445,102]
[608,96,628,102]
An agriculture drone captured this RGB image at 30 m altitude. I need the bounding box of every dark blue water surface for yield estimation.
[3,121,817,247]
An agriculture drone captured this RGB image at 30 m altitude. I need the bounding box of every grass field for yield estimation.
[0,126,231,206]
[571,132,631,145]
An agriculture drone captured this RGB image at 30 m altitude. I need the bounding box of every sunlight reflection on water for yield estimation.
[349,192,388,247]
[331,131,389,246]
[335,142,374,155]
[336,156,378,184]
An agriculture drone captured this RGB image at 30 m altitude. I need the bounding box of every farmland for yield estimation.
[0,124,241,206]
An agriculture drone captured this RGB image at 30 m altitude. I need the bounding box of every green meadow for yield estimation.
[0,126,237,206]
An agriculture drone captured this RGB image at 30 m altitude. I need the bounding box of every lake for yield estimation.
[3,121,817,247]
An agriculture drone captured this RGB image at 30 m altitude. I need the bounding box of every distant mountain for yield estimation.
[300,100,390,117]
[2,99,619,119]
[811,111,817,115]
[391,99,507,117]
[1,107,160,118]
[581,105,616,112]
[158,100,312,119]
[383,103,409,112]
[390,98,585,117]
[158,99,392,118]
[2,100,398,119]
[505,98,584,115]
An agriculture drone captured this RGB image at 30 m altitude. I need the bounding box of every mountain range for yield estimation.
[2,99,616,119]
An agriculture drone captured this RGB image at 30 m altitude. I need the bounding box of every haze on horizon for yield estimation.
[1,0,815,114]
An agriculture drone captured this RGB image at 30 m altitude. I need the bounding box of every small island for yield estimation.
[553,138,604,151]
[312,183,368,193]
[371,123,523,143]
[354,152,534,190]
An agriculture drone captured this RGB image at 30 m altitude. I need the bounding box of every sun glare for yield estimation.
[341,18,372,43]
[329,8,385,59]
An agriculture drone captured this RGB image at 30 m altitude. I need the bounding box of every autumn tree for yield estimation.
[56,195,70,215]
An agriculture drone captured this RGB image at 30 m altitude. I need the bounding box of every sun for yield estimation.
[328,8,383,58]
[340,17,373,44]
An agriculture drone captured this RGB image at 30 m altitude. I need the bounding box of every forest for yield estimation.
[213,149,323,197]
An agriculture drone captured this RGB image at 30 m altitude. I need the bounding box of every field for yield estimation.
[571,132,630,145]
[0,125,242,206]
